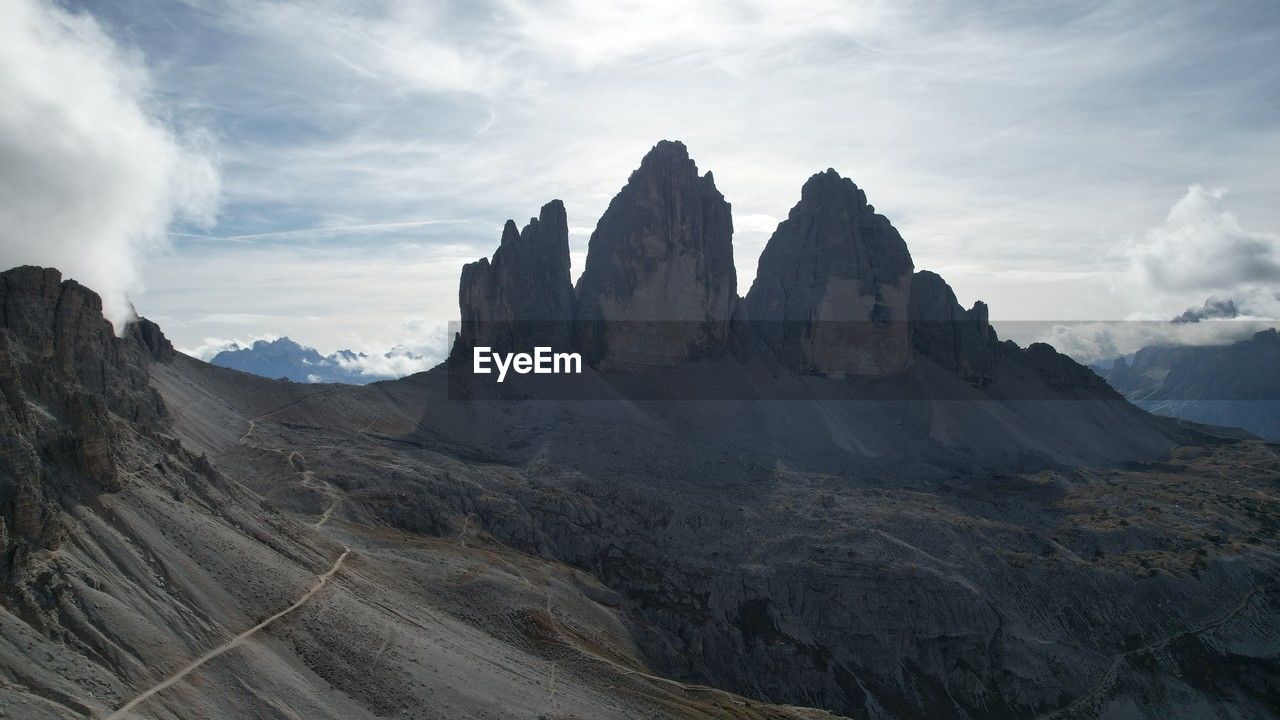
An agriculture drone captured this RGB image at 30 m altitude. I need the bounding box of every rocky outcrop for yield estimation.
[130,314,176,362]
[0,266,169,426]
[458,199,574,353]
[907,270,996,386]
[575,140,737,368]
[744,169,914,377]
[0,266,173,565]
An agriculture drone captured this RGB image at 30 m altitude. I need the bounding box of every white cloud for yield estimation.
[330,317,451,378]
[1038,318,1277,364]
[1038,185,1280,362]
[1125,185,1280,301]
[0,0,219,329]
[181,334,279,361]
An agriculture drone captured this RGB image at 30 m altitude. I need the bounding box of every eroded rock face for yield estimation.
[907,270,996,386]
[458,200,574,353]
[130,315,176,362]
[0,266,172,561]
[745,169,914,377]
[575,140,737,368]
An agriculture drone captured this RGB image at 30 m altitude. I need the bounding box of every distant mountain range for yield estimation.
[211,336,422,384]
[1094,328,1280,439]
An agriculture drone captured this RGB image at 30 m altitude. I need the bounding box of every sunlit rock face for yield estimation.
[574,140,737,369]
[745,169,915,377]
[458,199,575,354]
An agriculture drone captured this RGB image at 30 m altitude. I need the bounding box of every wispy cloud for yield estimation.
[170,219,468,243]
[36,0,1280,355]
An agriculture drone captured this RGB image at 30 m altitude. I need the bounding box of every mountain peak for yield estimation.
[744,167,913,376]
[575,140,736,367]
[457,198,574,354]
[639,139,691,165]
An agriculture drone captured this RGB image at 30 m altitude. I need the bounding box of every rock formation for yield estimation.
[745,169,914,377]
[574,140,737,368]
[907,270,996,386]
[0,266,172,570]
[458,199,574,353]
[130,314,176,362]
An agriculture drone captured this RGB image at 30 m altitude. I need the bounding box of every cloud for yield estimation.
[1036,185,1280,362]
[1126,185,1280,300]
[181,334,279,361]
[331,317,451,378]
[0,0,219,329]
[1039,319,1277,364]
[1171,297,1242,324]
[65,0,1280,355]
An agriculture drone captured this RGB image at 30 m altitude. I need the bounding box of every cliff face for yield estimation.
[458,199,575,353]
[907,270,995,386]
[0,265,171,574]
[574,140,737,368]
[745,169,915,376]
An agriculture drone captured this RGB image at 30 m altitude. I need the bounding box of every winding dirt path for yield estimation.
[303,470,339,528]
[1038,588,1259,719]
[104,550,350,719]
[239,386,349,443]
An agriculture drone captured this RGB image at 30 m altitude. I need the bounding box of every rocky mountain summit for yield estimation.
[453,140,1180,470]
[574,140,738,368]
[745,168,914,376]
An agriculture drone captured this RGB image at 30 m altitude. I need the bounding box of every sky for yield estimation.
[2,0,1279,373]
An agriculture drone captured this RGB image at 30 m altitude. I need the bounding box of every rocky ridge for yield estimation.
[0,266,171,560]
[0,264,841,720]
[907,269,996,386]
[1099,328,1280,439]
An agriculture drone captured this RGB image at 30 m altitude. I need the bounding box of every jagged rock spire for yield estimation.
[458,199,574,353]
[574,140,737,368]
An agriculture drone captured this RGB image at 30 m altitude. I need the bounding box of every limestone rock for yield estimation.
[458,200,574,353]
[907,270,995,386]
[744,169,914,377]
[130,315,176,362]
[0,265,175,559]
[575,140,737,368]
